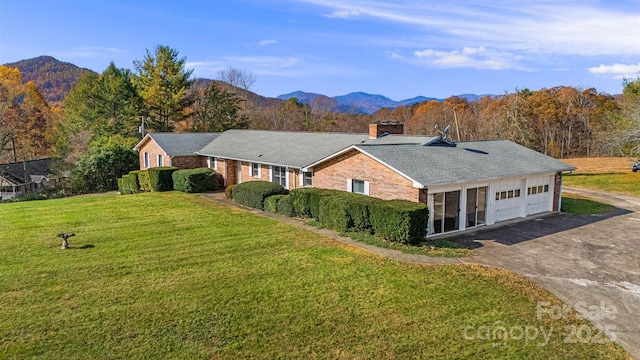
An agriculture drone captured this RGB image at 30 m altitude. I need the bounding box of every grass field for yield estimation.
[0,192,631,359]
[561,193,617,214]
[562,157,640,196]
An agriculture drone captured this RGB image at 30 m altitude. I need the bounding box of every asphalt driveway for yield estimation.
[452,187,640,358]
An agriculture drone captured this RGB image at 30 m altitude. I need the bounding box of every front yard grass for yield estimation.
[564,173,640,197]
[0,192,631,359]
[561,193,617,214]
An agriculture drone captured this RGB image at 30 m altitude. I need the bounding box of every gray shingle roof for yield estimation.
[0,158,54,185]
[140,133,220,156]
[355,140,576,186]
[197,130,435,168]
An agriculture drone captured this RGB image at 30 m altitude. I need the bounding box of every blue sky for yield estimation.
[1,0,639,100]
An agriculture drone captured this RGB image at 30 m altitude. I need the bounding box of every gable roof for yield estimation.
[196,129,436,168]
[0,158,54,185]
[348,140,575,187]
[134,132,220,156]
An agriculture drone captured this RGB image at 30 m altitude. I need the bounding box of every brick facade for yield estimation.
[171,156,207,169]
[552,172,562,211]
[312,149,419,202]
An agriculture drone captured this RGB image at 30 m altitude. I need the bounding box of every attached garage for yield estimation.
[526,175,554,215]
[493,179,524,222]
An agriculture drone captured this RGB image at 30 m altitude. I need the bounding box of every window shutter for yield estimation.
[299,173,303,186]
[364,181,370,196]
[346,179,352,192]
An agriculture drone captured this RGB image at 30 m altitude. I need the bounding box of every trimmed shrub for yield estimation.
[138,170,151,192]
[264,194,286,213]
[225,184,235,200]
[233,181,288,210]
[318,193,352,232]
[369,200,429,244]
[276,195,294,217]
[117,177,124,194]
[289,188,314,218]
[172,168,223,193]
[120,174,139,194]
[148,166,178,192]
[128,170,141,193]
[309,188,342,219]
[346,194,381,233]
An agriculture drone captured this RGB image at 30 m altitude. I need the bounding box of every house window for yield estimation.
[143,152,150,168]
[251,163,260,178]
[272,166,287,187]
[348,179,369,195]
[303,171,313,187]
[157,154,164,167]
[208,157,217,170]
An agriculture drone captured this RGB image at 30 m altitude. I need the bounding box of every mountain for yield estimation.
[3,56,96,103]
[277,91,476,114]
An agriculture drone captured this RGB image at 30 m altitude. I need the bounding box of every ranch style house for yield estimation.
[134,122,575,236]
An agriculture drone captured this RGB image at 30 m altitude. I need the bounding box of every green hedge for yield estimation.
[119,173,140,194]
[233,181,288,210]
[276,195,294,217]
[148,166,178,192]
[138,170,151,192]
[264,194,286,213]
[369,200,429,244]
[172,168,223,193]
[290,188,342,219]
[318,194,352,232]
[347,195,380,233]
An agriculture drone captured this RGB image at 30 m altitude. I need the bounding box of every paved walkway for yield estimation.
[202,189,640,358]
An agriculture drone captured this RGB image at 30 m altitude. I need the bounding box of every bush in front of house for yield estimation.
[119,173,139,194]
[369,200,429,245]
[346,194,380,233]
[138,170,151,192]
[290,188,343,219]
[172,168,223,193]
[276,195,294,217]
[117,177,124,194]
[318,193,353,232]
[264,194,286,213]
[148,166,178,192]
[233,181,288,210]
[225,184,235,199]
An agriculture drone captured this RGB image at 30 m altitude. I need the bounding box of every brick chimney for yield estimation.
[369,121,404,139]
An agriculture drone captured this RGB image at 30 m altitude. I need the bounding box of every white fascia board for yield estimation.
[195,153,301,170]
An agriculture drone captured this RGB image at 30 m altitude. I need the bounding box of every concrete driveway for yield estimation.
[451,187,640,358]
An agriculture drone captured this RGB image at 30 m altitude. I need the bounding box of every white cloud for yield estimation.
[259,39,277,46]
[326,9,361,19]
[588,63,640,79]
[414,46,511,70]
[294,0,640,57]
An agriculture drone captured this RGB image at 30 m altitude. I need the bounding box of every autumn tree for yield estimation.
[133,45,193,132]
[0,66,23,162]
[189,81,248,132]
[217,65,256,92]
[18,82,51,159]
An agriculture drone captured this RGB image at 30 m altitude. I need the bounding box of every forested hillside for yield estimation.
[3,56,95,103]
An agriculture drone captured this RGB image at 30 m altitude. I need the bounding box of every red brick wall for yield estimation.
[553,172,562,211]
[171,156,207,169]
[137,138,169,169]
[313,149,419,202]
[369,123,404,138]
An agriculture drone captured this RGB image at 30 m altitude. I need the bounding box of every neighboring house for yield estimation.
[0,158,60,200]
[134,132,220,170]
[137,122,576,236]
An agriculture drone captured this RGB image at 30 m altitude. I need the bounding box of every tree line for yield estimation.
[1,44,639,195]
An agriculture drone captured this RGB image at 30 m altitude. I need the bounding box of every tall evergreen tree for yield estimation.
[133,45,193,132]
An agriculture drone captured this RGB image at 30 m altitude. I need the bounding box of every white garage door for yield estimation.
[527,176,553,215]
[494,179,524,222]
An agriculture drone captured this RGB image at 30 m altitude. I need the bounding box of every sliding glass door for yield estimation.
[430,190,460,235]
[466,187,487,228]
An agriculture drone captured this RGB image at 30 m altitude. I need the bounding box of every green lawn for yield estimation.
[564,173,640,197]
[561,194,617,214]
[0,192,630,359]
